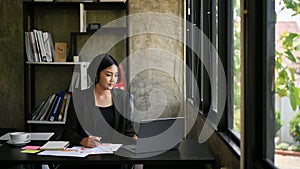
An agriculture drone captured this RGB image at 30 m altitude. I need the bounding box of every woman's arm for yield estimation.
[61,98,87,145]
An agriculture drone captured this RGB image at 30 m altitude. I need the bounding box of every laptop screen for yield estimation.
[120,117,185,155]
[138,117,181,138]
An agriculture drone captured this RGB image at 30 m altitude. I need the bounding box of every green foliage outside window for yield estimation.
[281,0,300,16]
[276,0,300,143]
[290,112,300,143]
[232,0,300,137]
[233,0,241,134]
[275,110,284,133]
[275,32,300,111]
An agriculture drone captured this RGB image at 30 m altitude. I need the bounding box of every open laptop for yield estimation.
[122,117,185,154]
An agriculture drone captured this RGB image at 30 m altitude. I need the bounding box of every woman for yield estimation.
[62,53,137,148]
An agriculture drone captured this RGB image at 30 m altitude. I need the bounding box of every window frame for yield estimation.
[217,0,241,147]
[241,0,276,168]
[186,0,241,148]
[186,0,277,168]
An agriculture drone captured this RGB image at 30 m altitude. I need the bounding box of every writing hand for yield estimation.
[132,135,138,140]
[80,136,101,148]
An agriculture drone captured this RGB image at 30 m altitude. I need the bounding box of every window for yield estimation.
[186,0,240,145]
[186,0,216,115]
[186,0,277,167]
[232,0,241,135]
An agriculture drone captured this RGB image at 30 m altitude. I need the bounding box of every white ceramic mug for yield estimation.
[73,56,79,62]
[10,132,31,144]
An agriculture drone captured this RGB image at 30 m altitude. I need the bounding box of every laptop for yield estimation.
[122,117,185,154]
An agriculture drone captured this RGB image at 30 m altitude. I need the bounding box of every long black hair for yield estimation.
[87,53,120,85]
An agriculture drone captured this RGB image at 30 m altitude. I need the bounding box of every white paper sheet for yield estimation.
[37,144,122,158]
[38,149,88,158]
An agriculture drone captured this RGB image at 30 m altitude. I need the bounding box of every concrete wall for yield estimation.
[0,0,27,129]
[276,96,297,144]
[129,0,184,121]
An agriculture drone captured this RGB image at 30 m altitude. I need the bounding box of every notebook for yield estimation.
[122,117,184,154]
[40,141,70,150]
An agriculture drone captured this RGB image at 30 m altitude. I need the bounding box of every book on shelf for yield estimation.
[33,29,47,62]
[61,92,71,122]
[38,94,56,121]
[44,94,58,121]
[49,90,65,121]
[32,30,43,61]
[30,90,71,122]
[57,94,67,121]
[31,101,46,120]
[42,32,54,62]
[25,29,54,62]
[33,94,54,120]
[30,31,40,62]
[58,92,71,121]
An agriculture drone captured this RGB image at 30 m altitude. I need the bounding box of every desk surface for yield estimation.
[0,140,215,166]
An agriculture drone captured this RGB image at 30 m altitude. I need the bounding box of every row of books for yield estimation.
[31,90,71,122]
[25,29,54,62]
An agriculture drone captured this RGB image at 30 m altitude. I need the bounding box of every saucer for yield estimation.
[7,139,31,146]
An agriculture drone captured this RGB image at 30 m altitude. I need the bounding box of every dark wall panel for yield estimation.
[0,0,25,130]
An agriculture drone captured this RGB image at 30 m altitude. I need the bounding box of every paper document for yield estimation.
[37,144,123,158]
[0,132,54,141]
[38,149,88,158]
[107,144,123,151]
[86,143,122,154]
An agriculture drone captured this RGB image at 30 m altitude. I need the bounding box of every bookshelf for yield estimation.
[23,1,129,132]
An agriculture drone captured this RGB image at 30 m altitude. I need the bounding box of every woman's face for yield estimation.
[97,64,119,90]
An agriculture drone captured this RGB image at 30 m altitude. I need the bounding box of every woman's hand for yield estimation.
[80,136,101,148]
[132,135,138,140]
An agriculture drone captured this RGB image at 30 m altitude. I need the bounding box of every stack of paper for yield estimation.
[37,144,122,158]
[40,141,69,150]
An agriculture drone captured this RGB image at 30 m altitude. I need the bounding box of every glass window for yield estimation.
[274,0,300,168]
[233,0,241,134]
[211,0,219,113]
[186,0,241,145]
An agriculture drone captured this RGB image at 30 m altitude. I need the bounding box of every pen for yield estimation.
[94,137,102,144]
[93,138,111,146]
[84,130,102,145]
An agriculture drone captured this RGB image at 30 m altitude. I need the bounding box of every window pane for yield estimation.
[274,0,300,168]
[212,0,218,112]
[233,0,241,134]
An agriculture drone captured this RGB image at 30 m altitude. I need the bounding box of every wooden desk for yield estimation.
[0,140,215,169]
